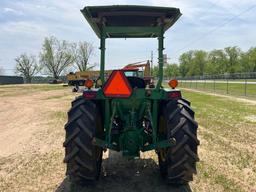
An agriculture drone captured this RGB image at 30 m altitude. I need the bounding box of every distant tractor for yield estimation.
[63,5,199,185]
[122,60,154,86]
[66,60,151,92]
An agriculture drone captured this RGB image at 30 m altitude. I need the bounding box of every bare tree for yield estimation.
[74,41,95,71]
[15,54,39,83]
[40,36,75,79]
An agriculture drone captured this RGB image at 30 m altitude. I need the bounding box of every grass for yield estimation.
[0,84,68,97]
[0,85,70,192]
[0,151,65,192]
[179,80,256,98]
[44,94,70,100]
[0,85,256,192]
[182,90,256,192]
[196,162,242,192]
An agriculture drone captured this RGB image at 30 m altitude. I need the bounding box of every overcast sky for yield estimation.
[0,0,255,74]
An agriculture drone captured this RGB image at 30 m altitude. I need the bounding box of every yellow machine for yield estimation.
[66,60,152,91]
[67,70,110,83]
[67,70,112,90]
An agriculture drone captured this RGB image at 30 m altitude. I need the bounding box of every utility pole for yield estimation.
[150,50,153,76]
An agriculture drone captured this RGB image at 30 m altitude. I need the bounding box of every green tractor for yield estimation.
[63,5,199,185]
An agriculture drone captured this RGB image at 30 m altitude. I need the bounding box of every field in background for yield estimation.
[179,80,256,98]
[0,85,255,192]
[182,90,256,192]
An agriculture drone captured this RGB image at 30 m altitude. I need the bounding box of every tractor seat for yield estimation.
[126,77,146,89]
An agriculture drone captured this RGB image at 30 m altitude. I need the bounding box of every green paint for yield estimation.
[100,32,106,83]
[156,26,164,90]
[104,26,162,36]
[93,88,180,157]
[81,5,182,157]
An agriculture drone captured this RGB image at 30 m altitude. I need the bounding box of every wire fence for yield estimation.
[0,76,24,85]
[177,72,256,98]
[1,72,256,99]
[176,72,256,80]
[0,75,67,85]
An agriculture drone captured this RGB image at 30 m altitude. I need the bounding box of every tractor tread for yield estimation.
[180,108,198,127]
[170,155,188,169]
[184,145,200,162]
[179,98,191,106]
[171,118,186,135]
[158,100,199,184]
[172,135,189,154]
[64,146,79,163]
[71,96,85,107]
[178,100,194,116]
[68,164,80,176]
[80,105,95,122]
[75,137,93,156]
[77,119,93,138]
[64,97,103,185]
[77,173,94,180]
[64,110,82,129]
[184,163,197,174]
[167,108,180,122]
[75,157,93,171]
[183,126,200,145]
[63,127,80,147]
[178,100,191,110]
[69,165,79,174]
[167,171,186,180]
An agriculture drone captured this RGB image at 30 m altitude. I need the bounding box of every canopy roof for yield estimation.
[81,5,181,38]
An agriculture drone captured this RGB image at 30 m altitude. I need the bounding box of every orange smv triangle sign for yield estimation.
[103,70,132,98]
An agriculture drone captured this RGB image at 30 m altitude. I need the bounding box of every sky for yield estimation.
[0,0,256,75]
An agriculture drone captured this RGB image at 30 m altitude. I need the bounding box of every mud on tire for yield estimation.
[158,99,200,184]
[63,96,103,184]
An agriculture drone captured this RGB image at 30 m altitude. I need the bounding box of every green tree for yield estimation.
[165,63,180,78]
[224,46,242,73]
[192,50,207,76]
[242,47,256,72]
[240,52,250,73]
[179,51,193,77]
[40,36,75,79]
[15,53,40,83]
[152,65,159,77]
[206,49,226,75]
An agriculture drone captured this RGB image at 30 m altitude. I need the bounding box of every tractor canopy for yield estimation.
[81,5,181,38]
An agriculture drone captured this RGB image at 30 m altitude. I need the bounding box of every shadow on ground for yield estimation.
[56,151,192,192]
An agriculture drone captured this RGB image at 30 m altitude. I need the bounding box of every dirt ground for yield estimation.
[0,85,255,192]
[0,85,191,192]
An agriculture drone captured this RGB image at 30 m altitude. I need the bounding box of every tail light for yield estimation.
[85,79,94,89]
[168,91,181,99]
[83,91,97,99]
[168,79,178,89]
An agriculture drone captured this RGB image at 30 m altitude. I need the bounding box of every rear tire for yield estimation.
[63,96,103,185]
[158,99,200,184]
